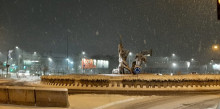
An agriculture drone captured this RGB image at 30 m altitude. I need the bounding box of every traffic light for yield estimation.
[218,0,220,20]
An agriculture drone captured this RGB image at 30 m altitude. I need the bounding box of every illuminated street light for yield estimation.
[48,57,52,62]
[191,58,194,61]
[186,61,190,72]
[34,52,37,54]
[16,46,19,49]
[187,61,190,68]
[128,52,132,67]
[212,44,219,51]
[82,51,85,55]
[172,63,177,67]
[172,53,175,57]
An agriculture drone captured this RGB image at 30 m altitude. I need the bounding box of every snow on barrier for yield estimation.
[0,86,68,107]
[41,75,220,89]
[35,88,68,107]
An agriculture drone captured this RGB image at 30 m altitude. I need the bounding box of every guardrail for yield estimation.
[41,77,220,89]
[0,86,68,107]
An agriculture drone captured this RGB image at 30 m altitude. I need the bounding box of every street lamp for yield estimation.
[82,51,85,55]
[172,53,175,57]
[212,44,219,51]
[81,51,86,73]
[48,57,52,62]
[129,52,132,67]
[16,46,19,49]
[172,62,177,73]
[191,58,194,61]
[186,61,190,72]
[172,63,177,67]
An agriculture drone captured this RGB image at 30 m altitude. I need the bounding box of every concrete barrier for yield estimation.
[8,87,35,106]
[35,88,68,107]
[0,86,69,107]
[0,86,9,103]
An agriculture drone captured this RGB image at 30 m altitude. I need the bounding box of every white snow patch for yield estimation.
[93,97,144,109]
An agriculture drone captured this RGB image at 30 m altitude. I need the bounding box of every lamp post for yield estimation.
[186,61,190,73]
[6,50,9,76]
[82,51,85,73]
[48,57,52,72]
[129,52,132,67]
[172,62,177,73]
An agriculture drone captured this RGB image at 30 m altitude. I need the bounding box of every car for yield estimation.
[155,73,163,76]
[17,70,30,78]
[190,72,198,75]
[112,68,119,74]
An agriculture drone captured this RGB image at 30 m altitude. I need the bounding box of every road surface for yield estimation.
[102,94,220,109]
[1,77,220,109]
[0,94,219,109]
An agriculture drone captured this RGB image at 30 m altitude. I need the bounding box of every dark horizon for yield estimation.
[0,0,220,64]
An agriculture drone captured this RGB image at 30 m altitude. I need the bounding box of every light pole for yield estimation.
[6,50,9,76]
[66,36,69,74]
[82,51,85,73]
[186,61,190,73]
[129,52,132,67]
[66,58,69,74]
[48,57,52,74]
[172,62,177,73]
[15,46,23,71]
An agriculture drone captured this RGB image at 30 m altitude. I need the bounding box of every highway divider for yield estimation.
[0,86,68,107]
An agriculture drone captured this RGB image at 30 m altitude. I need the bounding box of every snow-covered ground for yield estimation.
[14,76,40,82]
[0,76,41,86]
[0,94,219,109]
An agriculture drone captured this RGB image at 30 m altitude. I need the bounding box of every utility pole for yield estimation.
[66,36,69,74]
[6,50,9,77]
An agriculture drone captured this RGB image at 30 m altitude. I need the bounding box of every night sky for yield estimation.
[0,0,220,63]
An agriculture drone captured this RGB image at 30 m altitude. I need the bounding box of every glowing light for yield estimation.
[213,64,220,70]
[129,52,132,56]
[16,46,19,49]
[48,57,52,62]
[82,51,85,55]
[186,61,190,68]
[212,44,219,51]
[172,63,177,67]
[172,53,175,56]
